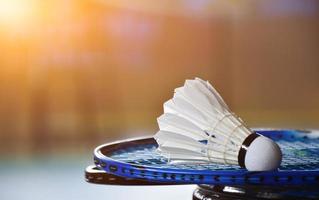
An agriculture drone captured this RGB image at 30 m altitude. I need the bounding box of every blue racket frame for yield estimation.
[93,129,319,186]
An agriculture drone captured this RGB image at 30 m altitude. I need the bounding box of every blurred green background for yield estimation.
[0,0,318,199]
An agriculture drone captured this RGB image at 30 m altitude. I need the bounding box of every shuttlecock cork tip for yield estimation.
[240,134,282,171]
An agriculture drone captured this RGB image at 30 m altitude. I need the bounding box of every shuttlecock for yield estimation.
[154,78,282,171]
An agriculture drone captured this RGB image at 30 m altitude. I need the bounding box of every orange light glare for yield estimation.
[0,0,35,27]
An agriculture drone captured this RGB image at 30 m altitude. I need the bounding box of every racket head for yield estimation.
[85,167,319,199]
[93,129,319,186]
[194,184,319,200]
[85,165,179,185]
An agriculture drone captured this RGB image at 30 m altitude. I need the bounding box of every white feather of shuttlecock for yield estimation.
[154,78,253,165]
